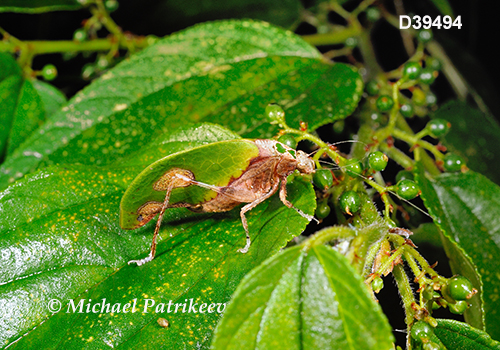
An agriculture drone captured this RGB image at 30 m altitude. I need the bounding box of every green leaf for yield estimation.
[433,100,500,184]
[153,0,301,29]
[0,0,82,13]
[0,124,317,348]
[6,79,66,156]
[211,244,394,350]
[0,19,362,189]
[0,53,23,158]
[428,0,454,17]
[417,168,500,341]
[434,319,500,350]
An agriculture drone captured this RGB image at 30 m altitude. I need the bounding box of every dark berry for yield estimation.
[339,191,361,215]
[376,95,394,112]
[313,169,334,190]
[403,61,422,80]
[277,134,297,149]
[396,179,420,200]
[368,151,388,171]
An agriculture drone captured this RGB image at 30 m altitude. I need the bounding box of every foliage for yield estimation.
[1,0,500,349]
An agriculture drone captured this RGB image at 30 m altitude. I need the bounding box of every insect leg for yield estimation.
[238,180,280,254]
[128,181,174,266]
[278,177,318,224]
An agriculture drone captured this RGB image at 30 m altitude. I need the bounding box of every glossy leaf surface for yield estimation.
[211,244,394,350]
[0,124,316,348]
[0,20,362,188]
[435,319,500,350]
[417,168,500,341]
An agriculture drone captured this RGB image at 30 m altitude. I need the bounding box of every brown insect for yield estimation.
[122,139,316,266]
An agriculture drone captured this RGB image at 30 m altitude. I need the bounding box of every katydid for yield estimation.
[120,139,315,266]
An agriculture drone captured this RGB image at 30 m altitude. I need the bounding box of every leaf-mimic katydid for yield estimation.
[120,139,315,266]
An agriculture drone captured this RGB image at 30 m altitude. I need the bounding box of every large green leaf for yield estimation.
[434,319,500,350]
[0,124,317,348]
[211,244,394,350]
[432,100,500,184]
[0,19,362,189]
[417,168,500,341]
[0,0,82,13]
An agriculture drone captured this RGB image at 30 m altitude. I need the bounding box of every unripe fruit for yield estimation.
[396,179,420,200]
[277,134,297,149]
[339,191,362,215]
[368,151,388,171]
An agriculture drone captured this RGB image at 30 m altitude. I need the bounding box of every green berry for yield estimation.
[449,300,468,314]
[104,0,119,12]
[419,68,437,85]
[344,158,363,177]
[96,55,110,69]
[400,103,414,118]
[368,151,388,171]
[443,153,464,172]
[372,276,384,293]
[396,179,420,200]
[339,191,362,215]
[366,7,381,22]
[376,95,394,112]
[73,28,87,42]
[422,285,434,301]
[412,88,427,106]
[365,80,380,96]
[315,201,331,220]
[411,321,434,344]
[277,134,297,149]
[82,63,96,80]
[370,112,383,124]
[396,170,414,183]
[41,64,57,81]
[345,37,358,48]
[418,29,433,43]
[313,169,334,190]
[403,61,422,80]
[333,120,345,133]
[427,119,450,137]
[426,57,441,71]
[423,341,443,350]
[426,92,437,106]
[448,276,475,300]
[265,104,285,124]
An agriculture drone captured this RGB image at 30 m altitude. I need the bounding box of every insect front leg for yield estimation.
[238,180,280,254]
[129,170,195,266]
[279,176,318,224]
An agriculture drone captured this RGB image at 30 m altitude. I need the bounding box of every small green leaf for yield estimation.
[211,244,394,350]
[0,124,316,348]
[0,0,82,13]
[0,19,362,189]
[417,167,500,341]
[434,319,500,350]
[433,100,500,184]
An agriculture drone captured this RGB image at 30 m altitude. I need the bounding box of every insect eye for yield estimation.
[137,215,144,222]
